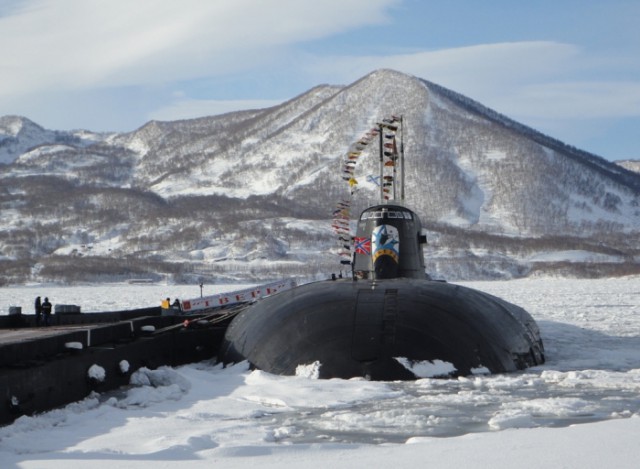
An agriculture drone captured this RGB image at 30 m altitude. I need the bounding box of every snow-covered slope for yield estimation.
[0,116,58,165]
[0,115,111,166]
[617,159,640,174]
[0,70,639,284]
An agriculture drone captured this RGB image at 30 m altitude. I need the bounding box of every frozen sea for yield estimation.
[1,277,639,468]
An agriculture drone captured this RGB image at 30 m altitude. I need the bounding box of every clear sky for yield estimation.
[1,0,638,161]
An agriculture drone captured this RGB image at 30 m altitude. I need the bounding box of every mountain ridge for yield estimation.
[1,69,639,285]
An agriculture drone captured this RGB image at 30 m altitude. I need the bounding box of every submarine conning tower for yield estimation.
[352,204,428,280]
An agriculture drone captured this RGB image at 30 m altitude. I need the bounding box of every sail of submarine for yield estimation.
[219,115,545,380]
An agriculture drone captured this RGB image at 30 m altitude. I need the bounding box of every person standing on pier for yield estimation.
[41,297,52,326]
[35,296,42,326]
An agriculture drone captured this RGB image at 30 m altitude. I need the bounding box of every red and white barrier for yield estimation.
[179,279,296,313]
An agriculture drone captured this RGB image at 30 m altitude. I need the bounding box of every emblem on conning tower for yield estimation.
[372,224,399,263]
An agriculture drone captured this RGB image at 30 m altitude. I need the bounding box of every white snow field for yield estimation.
[1,277,639,468]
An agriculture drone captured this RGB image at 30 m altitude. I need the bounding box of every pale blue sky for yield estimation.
[1,0,638,161]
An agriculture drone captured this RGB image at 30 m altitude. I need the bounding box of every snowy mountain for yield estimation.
[617,159,640,174]
[1,69,639,285]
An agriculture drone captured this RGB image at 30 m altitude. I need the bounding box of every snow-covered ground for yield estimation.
[0,283,257,314]
[1,277,640,468]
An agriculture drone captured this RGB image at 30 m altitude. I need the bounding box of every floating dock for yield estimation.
[0,306,244,426]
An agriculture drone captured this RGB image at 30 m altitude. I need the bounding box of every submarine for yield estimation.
[219,115,545,380]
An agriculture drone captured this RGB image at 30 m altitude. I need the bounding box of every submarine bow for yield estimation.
[219,278,544,380]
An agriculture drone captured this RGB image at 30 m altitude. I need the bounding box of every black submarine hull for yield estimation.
[219,278,545,380]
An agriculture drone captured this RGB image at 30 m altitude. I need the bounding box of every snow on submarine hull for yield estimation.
[219,204,545,380]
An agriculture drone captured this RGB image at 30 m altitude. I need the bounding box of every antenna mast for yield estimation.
[376,115,403,204]
[332,114,404,268]
[400,116,405,202]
